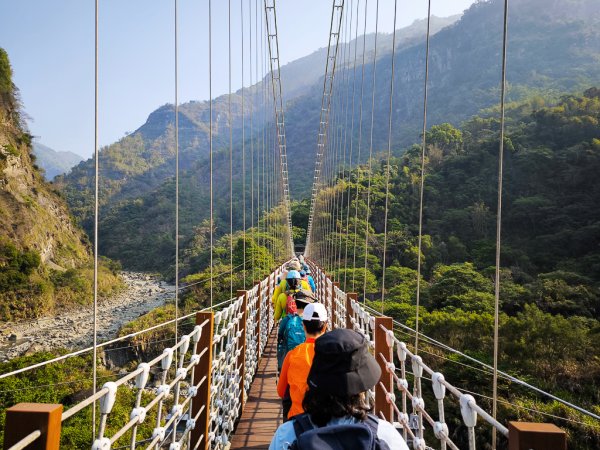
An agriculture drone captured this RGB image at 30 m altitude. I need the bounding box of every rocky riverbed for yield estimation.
[0,272,175,362]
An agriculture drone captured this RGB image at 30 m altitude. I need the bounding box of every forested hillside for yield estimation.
[310,90,600,448]
[56,0,600,274]
[0,48,122,320]
[285,0,600,197]
[54,16,458,272]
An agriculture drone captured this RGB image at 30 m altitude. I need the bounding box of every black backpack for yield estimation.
[290,413,391,450]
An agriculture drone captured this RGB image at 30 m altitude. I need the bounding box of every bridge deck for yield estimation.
[230,330,282,449]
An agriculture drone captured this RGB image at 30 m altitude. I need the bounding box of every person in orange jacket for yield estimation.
[277,302,328,421]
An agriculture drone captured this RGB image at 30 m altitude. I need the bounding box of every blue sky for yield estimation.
[0,0,475,158]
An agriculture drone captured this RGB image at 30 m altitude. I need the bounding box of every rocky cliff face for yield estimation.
[0,144,88,268]
[0,48,89,270]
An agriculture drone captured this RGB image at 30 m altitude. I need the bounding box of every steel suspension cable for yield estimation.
[265,0,294,258]
[362,0,380,302]
[325,79,338,271]
[265,14,270,258]
[208,0,213,308]
[240,0,246,288]
[262,21,268,256]
[413,4,431,442]
[228,0,233,298]
[493,1,510,448]
[380,0,398,314]
[331,5,350,277]
[327,6,345,276]
[256,0,261,260]
[174,0,180,364]
[305,0,345,260]
[263,4,268,258]
[343,0,361,291]
[415,0,432,356]
[324,61,339,273]
[337,2,354,282]
[330,54,345,274]
[249,0,255,280]
[351,0,369,292]
[92,0,99,434]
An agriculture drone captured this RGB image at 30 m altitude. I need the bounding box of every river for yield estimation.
[0,272,175,362]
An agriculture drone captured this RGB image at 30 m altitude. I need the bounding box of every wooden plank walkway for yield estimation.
[230,331,282,449]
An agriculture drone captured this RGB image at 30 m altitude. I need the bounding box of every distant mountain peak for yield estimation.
[32,141,83,180]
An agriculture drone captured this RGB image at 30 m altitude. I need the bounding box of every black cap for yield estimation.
[307,328,381,396]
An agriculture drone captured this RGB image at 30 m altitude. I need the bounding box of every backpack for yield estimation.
[283,314,305,355]
[277,314,305,369]
[290,414,390,450]
[286,295,298,315]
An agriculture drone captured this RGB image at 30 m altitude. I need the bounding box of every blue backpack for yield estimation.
[277,314,306,369]
[290,414,390,450]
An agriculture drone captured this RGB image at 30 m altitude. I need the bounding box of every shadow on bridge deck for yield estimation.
[230,331,282,449]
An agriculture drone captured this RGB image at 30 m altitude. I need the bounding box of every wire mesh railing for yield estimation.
[4,268,282,450]
[306,262,566,450]
[4,263,571,449]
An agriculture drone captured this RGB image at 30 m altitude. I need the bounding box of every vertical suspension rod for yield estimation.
[264,0,294,257]
[305,0,345,258]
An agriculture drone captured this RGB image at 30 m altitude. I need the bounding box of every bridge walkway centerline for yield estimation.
[230,329,282,449]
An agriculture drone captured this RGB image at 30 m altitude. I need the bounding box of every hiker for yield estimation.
[274,270,311,320]
[301,265,316,293]
[277,259,302,285]
[277,302,328,422]
[277,290,317,371]
[270,328,409,450]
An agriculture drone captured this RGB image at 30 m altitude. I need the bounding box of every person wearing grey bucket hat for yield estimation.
[269,329,408,449]
[306,328,381,396]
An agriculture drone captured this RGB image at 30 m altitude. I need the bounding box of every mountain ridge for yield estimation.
[32,141,83,180]
[57,0,600,271]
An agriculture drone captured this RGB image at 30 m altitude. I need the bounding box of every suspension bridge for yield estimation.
[2,0,598,449]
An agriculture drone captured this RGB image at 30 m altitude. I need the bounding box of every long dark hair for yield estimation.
[302,387,371,427]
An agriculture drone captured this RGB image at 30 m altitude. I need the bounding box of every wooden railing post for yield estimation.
[347,293,357,330]
[508,422,566,450]
[237,290,248,413]
[4,403,62,450]
[374,316,393,422]
[191,311,214,449]
[332,282,340,329]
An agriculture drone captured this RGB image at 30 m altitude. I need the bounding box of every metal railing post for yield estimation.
[191,311,214,449]
[508,422,566,450]
[4,403,62,450]
[347,292,357,330]
[374,316,393,422]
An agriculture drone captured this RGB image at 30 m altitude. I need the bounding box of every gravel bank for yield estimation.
[0,272,175,361]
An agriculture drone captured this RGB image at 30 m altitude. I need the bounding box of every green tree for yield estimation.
[426,123,464,155]
[426,262,493,311]
[0,48,12,95]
